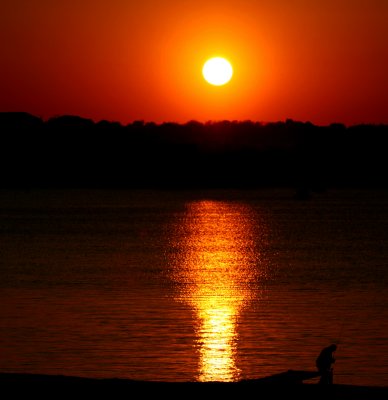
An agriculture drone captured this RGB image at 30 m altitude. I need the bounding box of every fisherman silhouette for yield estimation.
[316,344,337,384]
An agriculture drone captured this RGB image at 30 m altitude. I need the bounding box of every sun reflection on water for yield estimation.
[196,302,238,381]
[171,200,263,382]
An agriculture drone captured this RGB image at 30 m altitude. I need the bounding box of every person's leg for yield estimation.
[329,368,333,384]
[319,370,330,384]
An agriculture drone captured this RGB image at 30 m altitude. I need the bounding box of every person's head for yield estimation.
[329,344,337,352]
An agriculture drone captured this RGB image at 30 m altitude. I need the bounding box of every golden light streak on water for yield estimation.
[196,303,238,381]
[171,200,263,381]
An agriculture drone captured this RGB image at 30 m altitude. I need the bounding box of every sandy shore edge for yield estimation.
[1,373,387,399]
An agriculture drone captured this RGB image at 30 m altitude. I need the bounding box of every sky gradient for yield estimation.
[1,0,387,125]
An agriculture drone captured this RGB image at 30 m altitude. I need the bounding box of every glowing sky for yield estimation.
[0,0,387,125]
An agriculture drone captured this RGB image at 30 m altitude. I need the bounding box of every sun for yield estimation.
[202,57,233,86]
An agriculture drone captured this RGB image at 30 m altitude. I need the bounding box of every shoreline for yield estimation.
[1,373,387,399]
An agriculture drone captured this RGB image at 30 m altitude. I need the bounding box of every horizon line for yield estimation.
[1,111,387,128]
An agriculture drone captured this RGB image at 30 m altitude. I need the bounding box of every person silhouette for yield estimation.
[316,344,337,384]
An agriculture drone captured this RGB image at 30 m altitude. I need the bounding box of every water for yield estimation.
[0,188,387,386]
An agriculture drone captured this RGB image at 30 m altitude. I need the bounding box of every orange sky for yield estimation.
[1,0,387,125]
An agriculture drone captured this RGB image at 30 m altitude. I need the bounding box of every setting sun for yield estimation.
[202,57,233,86]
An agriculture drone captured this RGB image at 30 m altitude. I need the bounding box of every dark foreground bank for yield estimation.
[1,373,387,400]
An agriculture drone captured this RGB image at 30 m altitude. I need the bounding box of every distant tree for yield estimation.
[0,112,387,189]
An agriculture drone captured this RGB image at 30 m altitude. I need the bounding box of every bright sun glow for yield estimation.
[202,57,233,86]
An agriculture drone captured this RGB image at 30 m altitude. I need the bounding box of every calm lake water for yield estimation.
[0,189,387,386]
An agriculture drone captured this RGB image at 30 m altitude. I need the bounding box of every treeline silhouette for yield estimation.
[1,112,387,190]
